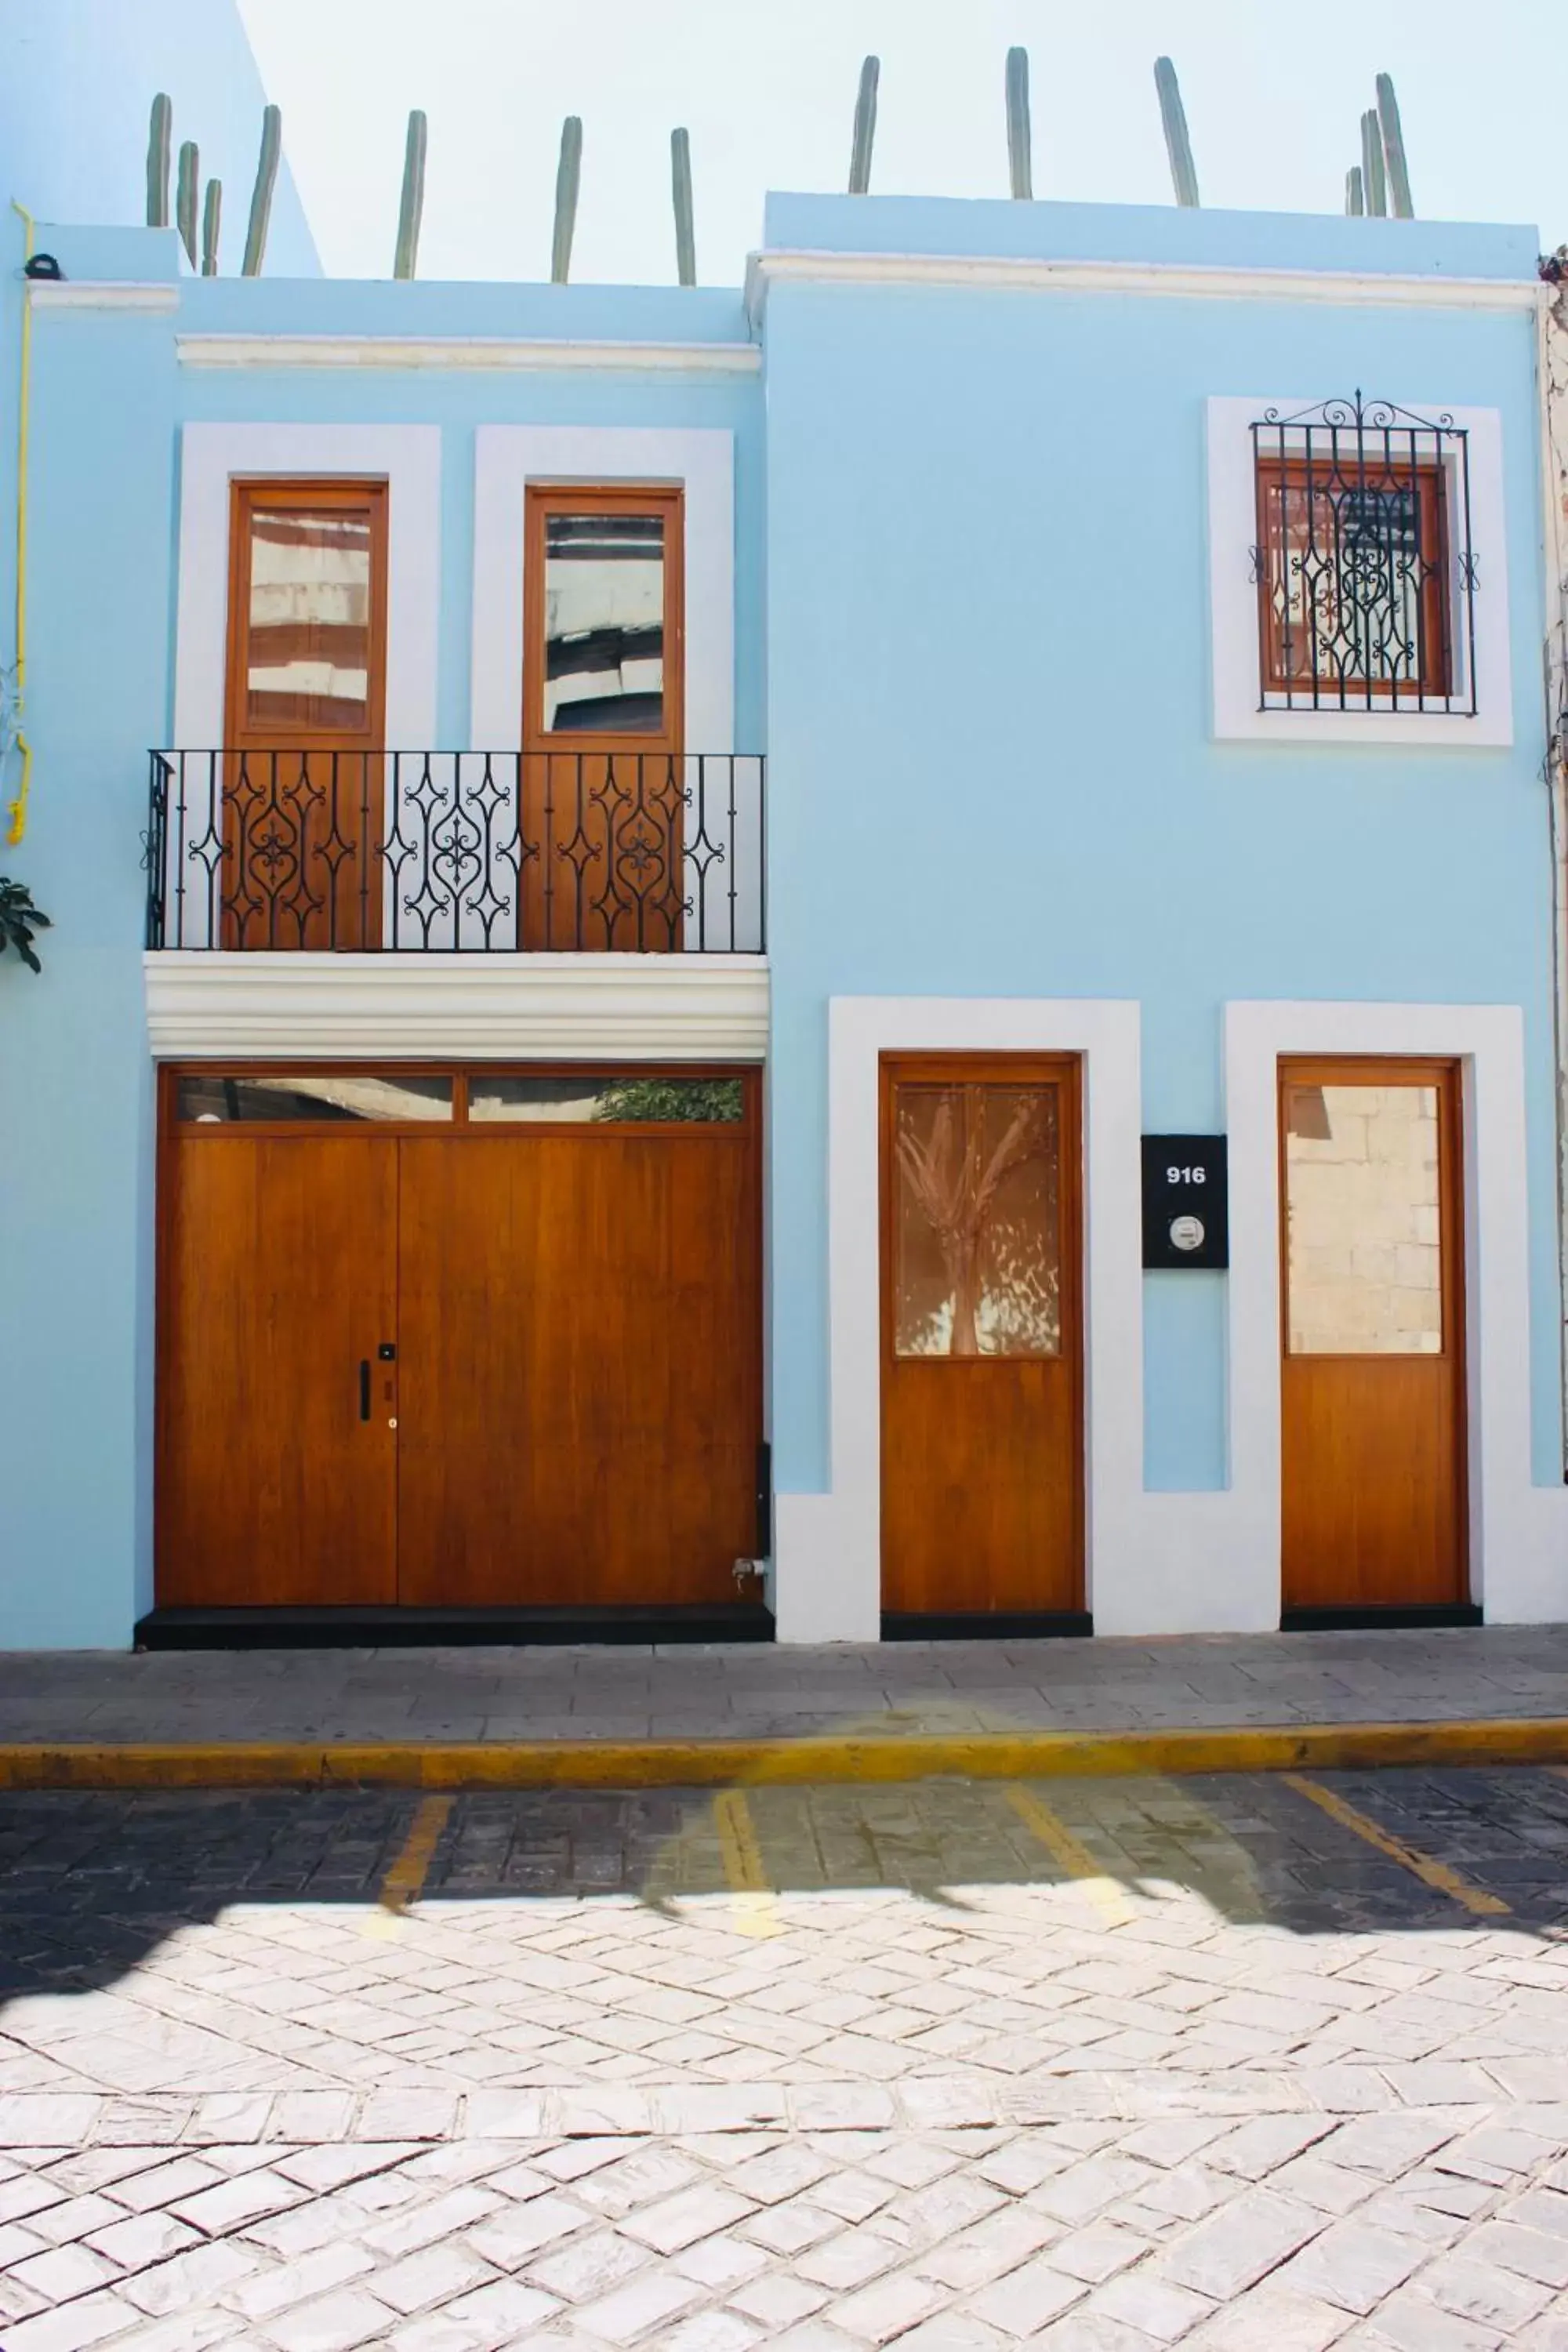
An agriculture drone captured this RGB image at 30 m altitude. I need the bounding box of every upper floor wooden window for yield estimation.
[523,484,684,747]
[226,480,388,742]
[1250,398,1472,713]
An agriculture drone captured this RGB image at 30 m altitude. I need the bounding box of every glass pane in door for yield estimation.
[893,1083,1060,1358]
[542,511,666,732]
[1284,1082,1443,1355]
[244,505,375,730]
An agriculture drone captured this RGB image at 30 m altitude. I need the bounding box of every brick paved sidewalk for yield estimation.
[2,1624,1567,1748]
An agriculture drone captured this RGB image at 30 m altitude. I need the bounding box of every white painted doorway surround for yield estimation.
[770,995,1568,1645]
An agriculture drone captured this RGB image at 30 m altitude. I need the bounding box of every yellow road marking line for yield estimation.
[1283,1773,1509,1917]
[712,1788,780,1937]
[363,1793,453,1938]
[1004,1784,1136,1928]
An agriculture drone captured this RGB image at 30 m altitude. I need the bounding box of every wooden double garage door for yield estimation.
[157,1066,761,1610]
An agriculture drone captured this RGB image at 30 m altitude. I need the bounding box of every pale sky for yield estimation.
[238,0,1562,286]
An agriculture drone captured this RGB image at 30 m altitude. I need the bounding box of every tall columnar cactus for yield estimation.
[145,93,172,228]
[848,55,880,194]
[176,141,199,267]
[1153,56,1200,207]
[1360,108,1388,216]
[1345,165,1366,216]
[1376,73,1414,217]
[242,104,281,277]
[201,179,222,275]
[551,116,583,284]
[670,128,696,287]
[394,109,427,280]
[1005,47,1033,199]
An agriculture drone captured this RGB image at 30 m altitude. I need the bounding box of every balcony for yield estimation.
[146,749,765,954]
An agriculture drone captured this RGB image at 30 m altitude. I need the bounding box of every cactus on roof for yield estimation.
[242,104,281,277]
[551,117,583,284]
[849,56,880,194]
[146,93,172,230]
[1376,74,1414,217]
[1005,48,1032,200]
[394,110,427,280]
[1153,58,1200,208]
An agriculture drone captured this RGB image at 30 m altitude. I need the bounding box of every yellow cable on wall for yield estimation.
[5,198,34,847]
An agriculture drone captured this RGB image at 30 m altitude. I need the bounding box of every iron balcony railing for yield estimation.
[145,748,766,954]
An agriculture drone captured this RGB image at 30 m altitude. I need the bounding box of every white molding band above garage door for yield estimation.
[143,953,768,1062]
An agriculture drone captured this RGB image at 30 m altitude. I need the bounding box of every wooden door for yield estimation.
[158,1120,398,1606]
[521,485,685,951]
[1280,1058,1468,1613]
[880,1054,1083,1621]
[223,480,389,949]
[396,1071,760,1606]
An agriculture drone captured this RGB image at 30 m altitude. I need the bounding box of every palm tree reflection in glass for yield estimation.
[894,1083,1061,1359]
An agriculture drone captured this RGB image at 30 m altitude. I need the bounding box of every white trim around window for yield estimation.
[1207,397,1512,747]
[470,425,735,753]
[172,423,441,750]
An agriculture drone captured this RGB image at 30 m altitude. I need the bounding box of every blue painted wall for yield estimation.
[0,0,318,275]
[0,240,762,1648]
[760,197,1557,1506]
[0,187,1558,1643]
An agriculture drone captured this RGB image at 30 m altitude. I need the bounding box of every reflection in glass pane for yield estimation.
[178,1074,452,1124]
[469,1074,742,1125]
[245,506,373,731]
[1285,1083,1443,1355]
[543,511,666,733]
[894,1083,1060,1359]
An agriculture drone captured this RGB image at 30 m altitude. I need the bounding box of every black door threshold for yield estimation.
[880,1611,1093,1642]
[135,1604,776,1651]
[1280,1603,1483,1633]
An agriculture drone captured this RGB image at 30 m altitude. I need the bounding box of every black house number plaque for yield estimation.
[1141,1135,1229,1270]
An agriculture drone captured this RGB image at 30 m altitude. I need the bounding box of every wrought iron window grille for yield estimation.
[1249,393,1477,715]
[144,749,765,954]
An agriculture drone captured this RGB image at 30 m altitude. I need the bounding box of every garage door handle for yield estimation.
[358,1360,371,1422]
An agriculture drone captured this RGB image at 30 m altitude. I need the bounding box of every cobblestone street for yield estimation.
[3,1769,1568,2347]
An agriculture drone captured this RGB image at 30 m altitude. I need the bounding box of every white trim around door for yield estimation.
[1225,998,1568,1628]
[771,996,1145,1646]
[770,993,1568,1646]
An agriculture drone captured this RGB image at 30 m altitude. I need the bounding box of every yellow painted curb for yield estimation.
[0,1717,1565,1791]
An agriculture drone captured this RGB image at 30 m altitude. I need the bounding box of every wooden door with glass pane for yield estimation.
[521,484,684,951]
[1280,1059,1468,1613]
[880,1055,1083,1621]
[224,480,389,949]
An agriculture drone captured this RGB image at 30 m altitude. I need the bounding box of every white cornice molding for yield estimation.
[176,332,760,374]
[744,245,1544,324]
[30,281,179,313]
[143,952,769,1062]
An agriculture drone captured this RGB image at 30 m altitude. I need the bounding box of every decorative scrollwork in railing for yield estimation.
[144,748,765,955]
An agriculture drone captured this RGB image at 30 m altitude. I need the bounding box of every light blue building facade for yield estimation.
[1,173,1564,1649]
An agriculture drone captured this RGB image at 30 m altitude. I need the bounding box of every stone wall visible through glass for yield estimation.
[893,1083,1060,1358]
[1285,1082,1443,1354]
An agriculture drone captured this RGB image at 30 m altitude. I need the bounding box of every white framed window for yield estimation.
[1207,394,1512,746]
